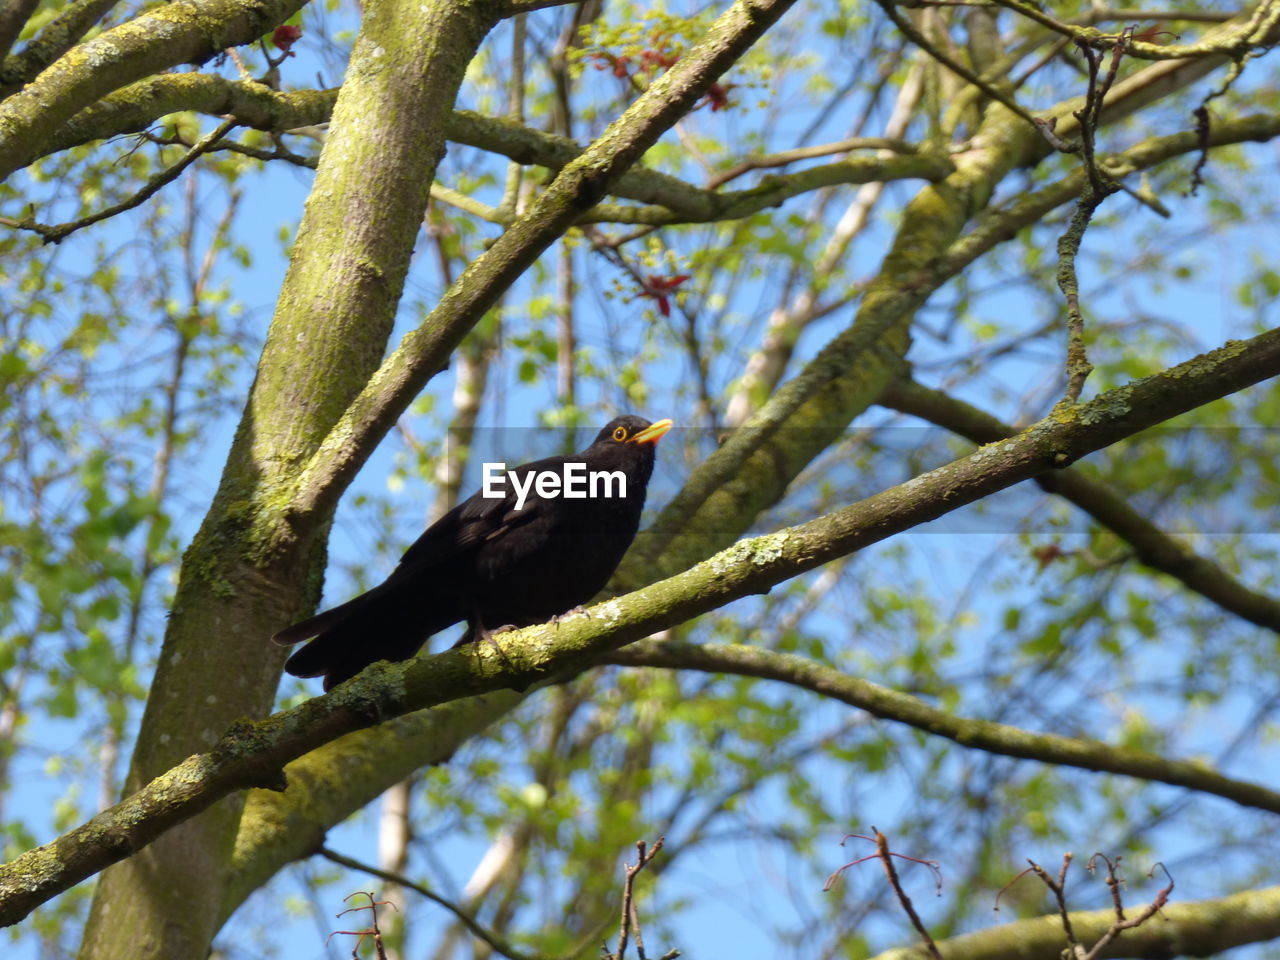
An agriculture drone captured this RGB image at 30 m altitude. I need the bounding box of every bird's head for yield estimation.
[592,415,673,448]
[585,416,672,479]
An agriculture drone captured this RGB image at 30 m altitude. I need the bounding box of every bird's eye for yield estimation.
[613,426,628,441]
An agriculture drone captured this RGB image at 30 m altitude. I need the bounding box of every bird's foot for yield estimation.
[468,619,517,671]
[551,605,592,627]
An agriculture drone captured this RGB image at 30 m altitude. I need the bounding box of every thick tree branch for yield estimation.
[1,325,1277,927]
[0,0,305,181]
[871,885,1280,960]
[880,378,1280,633]
[77,0,510,955]
[284,0,807,525]
[603,640,1280,812]
[0,0,120,91]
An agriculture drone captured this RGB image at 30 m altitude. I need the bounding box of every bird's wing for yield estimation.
[396,455,569,568]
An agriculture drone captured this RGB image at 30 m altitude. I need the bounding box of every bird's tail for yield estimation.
[273,578,456,690]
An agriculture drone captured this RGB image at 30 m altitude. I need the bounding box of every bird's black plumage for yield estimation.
[273,415,671,689]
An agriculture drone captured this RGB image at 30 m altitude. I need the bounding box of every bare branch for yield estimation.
[827,831,943,960]
[608,838,665,960]
[604,639,1280,815]
[0,118,237,243]
[879,378,1280,633]
[320,847,542,960]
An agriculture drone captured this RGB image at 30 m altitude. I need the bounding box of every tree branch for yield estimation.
[219,692,528,921]
[0,118,237,243]
[871,884,1280,960]
[574,153,953,224]
[707,136,919,189]
[988,0,1280,62]
[33,74,946,227]
[603,640,1280,813]
[0,0,305,181]
[873,0,1043,134]
[879,378,1280,633]
[0,325,1277,926]
[0,0,120,92]
[0,0,41,64]
[627,105,1280,585]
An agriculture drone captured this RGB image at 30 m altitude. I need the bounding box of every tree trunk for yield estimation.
[77,0,503,955]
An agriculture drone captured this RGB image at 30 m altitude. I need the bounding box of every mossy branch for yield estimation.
[604,640,1280,813]
[988,0,1280,61]
[28,77,946,228]
[0,0,120,93]
[1,325,1277,927]
[575,153,954,224]
[218,692,527,922]
[870,884,1280,960]
[0,0,306,181]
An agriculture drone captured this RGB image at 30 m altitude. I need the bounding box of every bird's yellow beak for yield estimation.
[629,418,673,445]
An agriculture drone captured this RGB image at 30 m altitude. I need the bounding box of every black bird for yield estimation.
[273,415,672,689]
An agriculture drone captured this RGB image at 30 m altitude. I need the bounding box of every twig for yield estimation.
[706,137,917,189]
[319,846,544,960]
[611,837,665,960]
[327,892,394,959]
[825,830,943,960]
[1080,859,1174,960]
[1029,854,1081,952]
[1186,43,1262,195]
[142,129,318,169]
[0,117,237,244]
[1055,30,1130,404]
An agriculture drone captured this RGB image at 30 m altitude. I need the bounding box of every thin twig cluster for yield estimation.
[998,852,1174,960]
[327,892,396,960]
[824,829,944,960]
